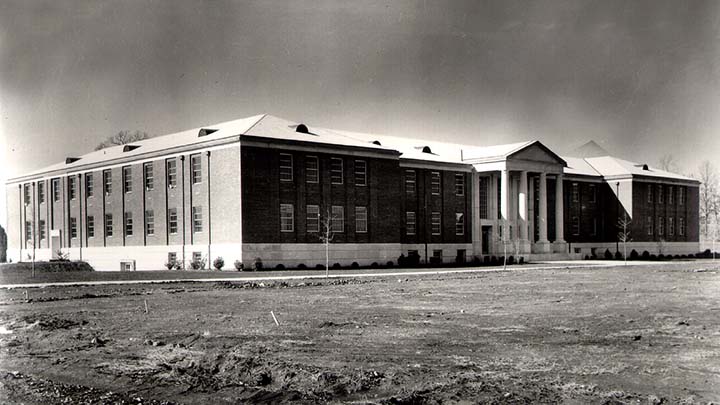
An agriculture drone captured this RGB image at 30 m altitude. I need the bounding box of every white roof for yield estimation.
[562,156,601,177]
[584,156,697,182]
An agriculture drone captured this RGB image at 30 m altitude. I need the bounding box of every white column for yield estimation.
[538,172,548,243]
[528,176,535,242]
[519,171,528,241]
[555,173,565,243]
[471,171,482,257]
[500,169,509,223]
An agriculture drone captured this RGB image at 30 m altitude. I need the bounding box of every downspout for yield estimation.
[18,184,22,260]
[32,183,36,262]
[181,156,186,270]
[78,174,82,261]
[207,151,211,269]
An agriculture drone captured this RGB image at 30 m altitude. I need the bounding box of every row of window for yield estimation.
[570,183,597,203]
[280,155,367,186]
[646,216,685,237]
[22,156,203,205]
[24,207,203,242]
[647,184,685,205]
[405,212,465,236]
[279,204,367,233]
[405,171,465,196]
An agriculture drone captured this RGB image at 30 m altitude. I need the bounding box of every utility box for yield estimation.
[120,260,136,271]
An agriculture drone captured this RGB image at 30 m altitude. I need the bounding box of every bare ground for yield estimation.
[0,262,719,404]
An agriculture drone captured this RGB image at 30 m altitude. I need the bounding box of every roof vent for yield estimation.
[643,164,649,170]
[198,128,218,137]
[422,146,432,154]
[123,144,141,152]
[295,124,309,134]
[372,140,382,146]
[65,157,81,164]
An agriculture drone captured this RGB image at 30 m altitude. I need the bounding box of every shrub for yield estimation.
[674,254,681,260]
[507,256,515,265]
[56,250,70,261]
[165,259,182,270]
[429,256,442,266]
[584,255,590,260]
[297,263,307,270]
[642,251,650,260]
[350,262,360,269]
[275,264,285,270]
[315,264,325,270]
[370,262,379,269]
[519,257,525,265]
[614,251,623,260]
[189,256,206,270]
[386,261,394,268]
[332,263,342,269]
[604,249,613,260]
[407,251,421,267]
[234,260,244,271]
[483,256,491,265]
[650,254,657,261]
[472,256,481,266]
[630,250,638,260]
[213,257,225,270]
[253,257,263,271]
[658,254,665,260]
[397,254,406,267]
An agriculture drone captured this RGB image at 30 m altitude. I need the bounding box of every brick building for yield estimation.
[5,115,700,270]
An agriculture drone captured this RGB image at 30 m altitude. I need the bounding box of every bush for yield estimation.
[213,257,225,270]
[297,263,307,270]
[165,259,181,270]
[519,257,525,265]
[315,264,325,270]
[189,256,206,270]
[483,256,491,265]
[507,256,515,265]
[397,254,406,267]
[1,260,94,273]
[642,251,650,260]
[614,251,623,260]
[650,254,657,260]
[370,262,379,269]
[472,256,481,266]
[584,255,590,260]
[234,260,244,271]
[253,257,263,271]
[332,263,342,269]
[429,256,443,266]
[386,261,394,268]
[275,264,285,270]
[407,251,421,267]
[658,254,665,260]
[604,249,613,260]
[630,250,639,260]
[350,262,360,269]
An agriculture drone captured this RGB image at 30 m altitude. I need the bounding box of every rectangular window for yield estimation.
[25,221,32,241]
[657,185,663,204]
[146,210,154,236]
[192,206,203,233]
[591,217,597,236]
[679,187,685,205]
[39,220,46,240]
[647,184,653,203]
[431,211,441,235]
[52,178,61,202]
[103,170,112,195]
[23,184,31,205]
[123,166,132,193]
[572,216,580,235]
[125,212,133,236]
[38,182,45,204]
[331,205,344,233]
[668,186,674,205]
[455,174,465,196]
[144,162,154,190]
[479,177,489,219]
[280,204,294,232]
[431,172,441,195]
[305,156,319,183]
[279,153,292,182]
[668,217,674,236]
[70,217,78,239]
[330,158,343,184]
[679,218,685,236]
[168,208,178,234]
[572,183,579,203]
[166,158,177,188]
[405,170,416,193]
[69,177,77,200]
[306,205,319,233]
[354,160,367,186]
[191,154,202,184]
[406,212,416,235]
[647,216,653,235]
[589,184,596,203]
[355,206,368,233]
[105,214,113,237]
[433,249,443,260]
[658,217,664,236]
[86,174,94,198]
[455,213,465,236]
[87,216,94,238]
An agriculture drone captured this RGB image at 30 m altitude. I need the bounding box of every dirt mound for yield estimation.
[20,314,87,330]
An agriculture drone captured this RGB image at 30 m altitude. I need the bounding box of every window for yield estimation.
[146,210,154,236]
[305,156,319,183]
[144,162,154,190]
[280,204,294,232]
[23,184,31,205]
[405,170,416,193]
[668,217,674,236]
[591,217,597,236]
[191,154,202,184]
[87,216,94,238]
[331,206,344,233]
[406,212,416,235]
[431,211,441,235]
[479,177,489,219]
[52,178,60,202]
[168,208,178,234]
[38,182,45,204]
[431,172,441,195]
[455,174,465,196]
[589,184,596,203]
[24,221,32,241]
[455,213,465,235]
[679,187,685,205]
[70,217,78,239]
[166,158,177,188]
[679,218,685,236]
[355,206,368,233]
[103,170,112,195]
[657,185,663,204]
[69,177,77,200]
[105,214,113,237]
[39,220,46,240]
[433,249,443,260]
[658,217,664,236]
[572,216,580,235]
[123,166,132,193]
[306,205,319,233]
[647,185,653,203]
[354,160,367,186]
[668,186,674,205]
[647,217,653,235]
[192,206,203,233]
[571,183,579,203]
[86,174,94,198]
[125,212,133,236]
[330,158,343,184]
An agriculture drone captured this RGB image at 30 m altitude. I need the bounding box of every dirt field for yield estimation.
[0,262,719,404]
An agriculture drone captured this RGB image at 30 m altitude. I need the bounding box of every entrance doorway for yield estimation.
[481,226,492,255]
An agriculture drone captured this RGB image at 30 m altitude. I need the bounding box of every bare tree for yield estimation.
[658,154,678,173]
[617,213,631,265]
[95,130,151,151]
[697,161,719,240]
[317,208,336,278]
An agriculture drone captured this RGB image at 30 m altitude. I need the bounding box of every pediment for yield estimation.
[508,141,566,166]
